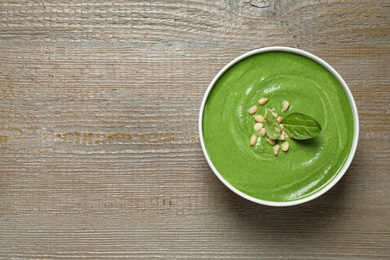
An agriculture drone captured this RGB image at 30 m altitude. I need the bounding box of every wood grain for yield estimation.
[1,0,389,259]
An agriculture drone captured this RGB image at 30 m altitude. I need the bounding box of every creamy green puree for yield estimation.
[202,51,354,202]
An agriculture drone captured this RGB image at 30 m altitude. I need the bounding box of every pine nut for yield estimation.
[259,128,266,137]
[272,111,278,118]
[277,133,285,141]
[254,123,263,132]
[273,144,281,156]
[248,105,258,114]
[266,138,275,146]
[282,100,290,112]
[258,98,269,106]
[277,116,283,123]
[250,135,258,146]
[254,115,265,123]
[282,141,290,152]
[280,124,284,131]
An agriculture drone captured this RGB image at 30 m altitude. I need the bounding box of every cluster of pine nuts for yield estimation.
[249,98,291,156]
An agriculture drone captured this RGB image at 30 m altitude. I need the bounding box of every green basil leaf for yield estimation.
[283,113,321,140]
[264,108,281,140]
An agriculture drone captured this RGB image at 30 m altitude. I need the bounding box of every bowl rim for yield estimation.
[198,46,359,207]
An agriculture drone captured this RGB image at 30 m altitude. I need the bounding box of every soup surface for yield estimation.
[202,51,354,202]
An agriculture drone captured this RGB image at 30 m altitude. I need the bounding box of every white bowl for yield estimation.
[199,46,359,206]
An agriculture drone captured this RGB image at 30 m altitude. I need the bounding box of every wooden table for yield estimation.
[1,1,389,258]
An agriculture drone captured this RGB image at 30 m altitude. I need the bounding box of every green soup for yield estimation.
[202,51,355,202]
